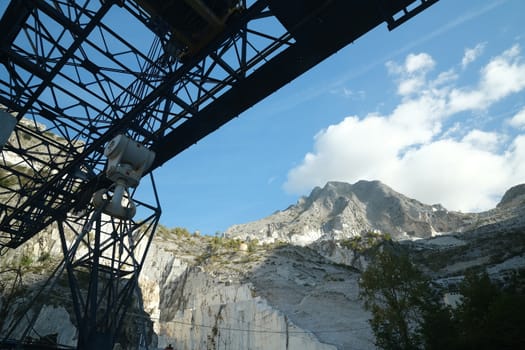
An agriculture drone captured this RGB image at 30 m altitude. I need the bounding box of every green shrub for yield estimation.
[171,227,191,238]
[38,252,51,262]
[223,238,241,250]
[248,239,259,253]
[20,254,33,267]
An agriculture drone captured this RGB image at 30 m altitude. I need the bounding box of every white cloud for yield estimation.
[449,45,525,113]
[284,45,525,212]
[387,53,436,96]
[462,42,486,68]
[393,139,510,211]
[405,53,436,73]
[342,87,353,97]
[507,135,525,184]
[335,87,366,99]
[462,129,503,152]
[508,107,525,129]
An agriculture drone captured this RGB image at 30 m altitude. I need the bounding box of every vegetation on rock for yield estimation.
[360,249,525,350]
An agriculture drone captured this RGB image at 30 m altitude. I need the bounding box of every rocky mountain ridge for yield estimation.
[497,183,525,208]
[226,180,525,244]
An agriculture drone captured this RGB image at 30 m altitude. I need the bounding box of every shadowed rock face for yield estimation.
[226,180,484,244]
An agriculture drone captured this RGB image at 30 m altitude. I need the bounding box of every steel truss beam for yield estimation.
[0,0,298,249]
[0,0,439,348]
[2,174,160,349]
[58,190,160,349]
[0,0,440,250]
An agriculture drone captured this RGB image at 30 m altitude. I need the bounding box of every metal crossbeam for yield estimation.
[1,177,161,348]
[0,0,297,249]
[0,0,440,348]
[0,0,439,250]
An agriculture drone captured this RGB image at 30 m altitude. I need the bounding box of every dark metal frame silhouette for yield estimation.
[0,0,439,348]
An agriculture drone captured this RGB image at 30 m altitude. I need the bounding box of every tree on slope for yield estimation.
[360,252,525,350]
[454,271,525,350]
[359,250,432,350]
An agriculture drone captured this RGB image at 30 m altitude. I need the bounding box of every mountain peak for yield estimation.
[227,180,474,244]
[309,180,392,200]
[297,180,393,214]
[310,180,404,208]
[497,184,525,208]
[323,179,386,191]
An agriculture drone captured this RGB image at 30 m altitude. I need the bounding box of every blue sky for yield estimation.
[150,0,525,234]
[2,1,523,235]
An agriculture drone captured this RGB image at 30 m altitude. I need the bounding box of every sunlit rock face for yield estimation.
[153,268,337,350]
[141,238,370,350]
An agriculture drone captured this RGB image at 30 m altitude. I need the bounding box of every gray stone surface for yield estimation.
[226,180,523,244]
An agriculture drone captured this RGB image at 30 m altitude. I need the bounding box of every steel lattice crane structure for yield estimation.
[0,0,439,349]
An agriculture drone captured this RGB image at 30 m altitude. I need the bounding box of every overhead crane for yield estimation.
[0,0,439,348]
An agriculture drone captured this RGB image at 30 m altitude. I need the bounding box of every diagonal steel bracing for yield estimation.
[0,0,440,348]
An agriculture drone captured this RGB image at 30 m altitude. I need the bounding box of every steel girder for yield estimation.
[0,0,439,250]
[1,175,160,348]
[0,0,297,249]
[0,0,439,348]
